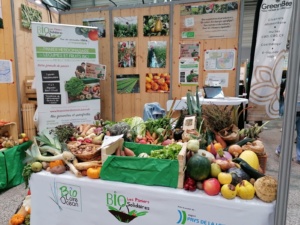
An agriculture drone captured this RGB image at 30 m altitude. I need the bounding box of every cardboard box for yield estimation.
[101,141,186,188]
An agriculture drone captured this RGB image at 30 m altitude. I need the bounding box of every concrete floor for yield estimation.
[0,118,299,225]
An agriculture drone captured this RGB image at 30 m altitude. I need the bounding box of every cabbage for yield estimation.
[126,116,146,139]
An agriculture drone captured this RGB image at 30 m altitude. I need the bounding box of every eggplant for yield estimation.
[228,167,250,186]
[173,128,184,141]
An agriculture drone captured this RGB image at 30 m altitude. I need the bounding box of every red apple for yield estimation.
[203,178,221,196]
[88,29,98,41]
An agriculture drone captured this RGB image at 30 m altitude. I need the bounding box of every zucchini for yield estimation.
[224,137,255,151]
[232,158,265,179]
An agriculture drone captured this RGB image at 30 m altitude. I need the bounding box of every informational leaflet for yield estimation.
[204,49,235,71]
[31,22,100,131]
[247,0,293,121]
[0,60,13,83]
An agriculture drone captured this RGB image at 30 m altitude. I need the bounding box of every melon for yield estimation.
[239,150,259,170]
[186,153,211,181]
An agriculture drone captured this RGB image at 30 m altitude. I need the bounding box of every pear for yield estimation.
[92,134,103,145]
[210,163,221,178]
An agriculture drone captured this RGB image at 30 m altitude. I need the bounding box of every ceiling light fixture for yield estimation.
[35,0,42,4]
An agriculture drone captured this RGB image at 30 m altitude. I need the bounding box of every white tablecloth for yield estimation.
[30,171,275,225]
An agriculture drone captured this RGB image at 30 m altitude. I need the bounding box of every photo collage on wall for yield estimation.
[114,14,170,94]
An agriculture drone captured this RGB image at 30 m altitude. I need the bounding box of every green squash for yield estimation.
[186,153,211,181]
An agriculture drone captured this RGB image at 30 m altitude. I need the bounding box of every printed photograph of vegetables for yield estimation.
[145,73,170,93]
[114,16,137,37]
[180,1,238,16]
[65,77,100,103]
[116,74,140,94]
[147,41,167,68]
[21,4,42,30]
[118,41,136,68]
[143,14,169,36]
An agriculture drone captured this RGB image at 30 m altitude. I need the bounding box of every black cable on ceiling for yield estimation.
[142,0,145,4]
[109,0,117,7]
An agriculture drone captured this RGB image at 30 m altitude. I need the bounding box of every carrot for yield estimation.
[123,147,136,156]
[214,133,227,149]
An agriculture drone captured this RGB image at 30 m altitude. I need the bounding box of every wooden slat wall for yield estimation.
[61,0,240,122]
[0,0,240,129]
[0,0,18,124]
[13,1,59,106]
[0,0,58,131]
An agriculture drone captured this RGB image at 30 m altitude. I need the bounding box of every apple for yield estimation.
[23,137,29,142]
[19,133,27,138]
[203,178,221,196]
[88,29,98,41]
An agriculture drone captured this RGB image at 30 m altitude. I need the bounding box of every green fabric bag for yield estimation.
[3,141,32,189]
[0,152,7,190]
[101,142,179,188]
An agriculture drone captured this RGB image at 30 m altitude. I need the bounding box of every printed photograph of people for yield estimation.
[75,62,86,78]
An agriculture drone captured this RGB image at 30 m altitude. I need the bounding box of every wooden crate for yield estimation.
[24,76,37,105]
[0,122,18,150]
[101,140,186,188]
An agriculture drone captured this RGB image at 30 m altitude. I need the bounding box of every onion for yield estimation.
[228,144,243,158]
[216,149,232,160]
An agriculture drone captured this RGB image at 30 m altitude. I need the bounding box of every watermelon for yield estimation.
[186,153,211,181]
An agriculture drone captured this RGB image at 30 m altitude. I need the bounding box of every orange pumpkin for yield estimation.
[87,167,101,179]
[10,214,25,225]
[206,142,223,152]
[49,160,64,169]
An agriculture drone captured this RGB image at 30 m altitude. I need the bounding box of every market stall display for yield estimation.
[12,89,278,224]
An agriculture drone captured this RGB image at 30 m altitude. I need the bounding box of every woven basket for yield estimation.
[257,153,268,174]
[67,141,102,162]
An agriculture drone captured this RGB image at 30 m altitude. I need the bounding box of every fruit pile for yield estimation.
[183,138,277,203]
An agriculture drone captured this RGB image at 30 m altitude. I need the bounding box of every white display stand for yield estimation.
[30,171,275,225]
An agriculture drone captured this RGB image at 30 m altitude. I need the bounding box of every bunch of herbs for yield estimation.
[52,123,77,143]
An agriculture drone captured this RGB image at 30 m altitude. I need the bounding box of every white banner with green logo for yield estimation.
[247,0,293,121]
[31,22,100,131]
[30,171,275,225]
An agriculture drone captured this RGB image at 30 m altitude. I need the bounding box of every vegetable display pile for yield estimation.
[20,100,276,225]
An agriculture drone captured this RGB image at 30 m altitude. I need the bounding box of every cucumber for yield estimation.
[232,157,265,179]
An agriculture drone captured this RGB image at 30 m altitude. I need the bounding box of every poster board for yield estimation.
[31,22,100,131]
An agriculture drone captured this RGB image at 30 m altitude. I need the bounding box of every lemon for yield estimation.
[218,172,232,185]
[221,184,237,199]
[239,150,260,170]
